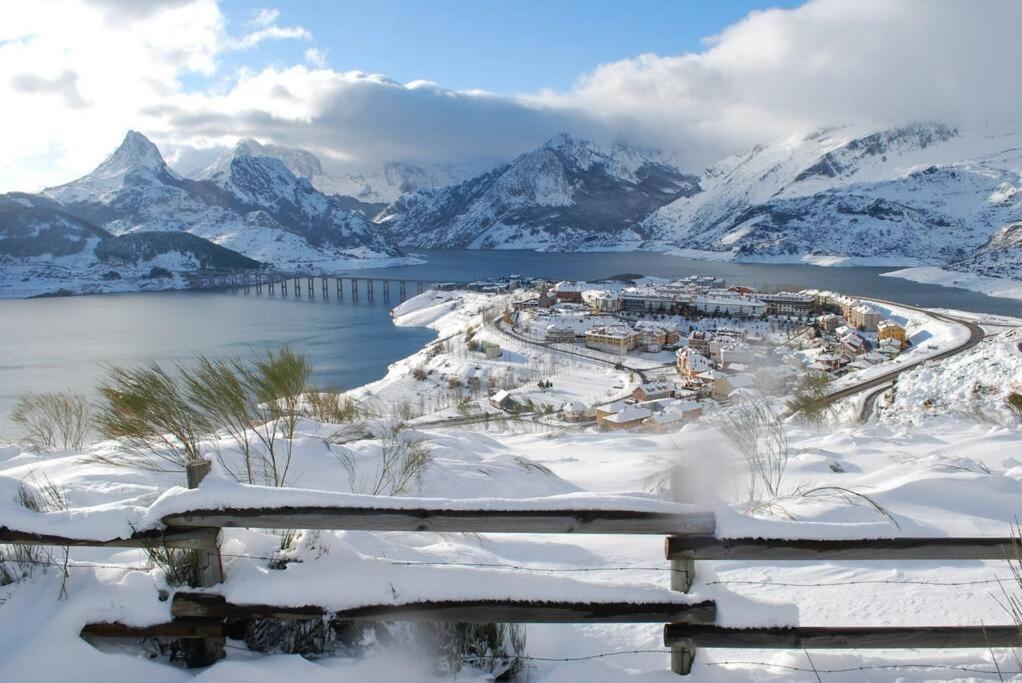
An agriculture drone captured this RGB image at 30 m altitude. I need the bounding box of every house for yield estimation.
[711,373,756,401]
[644,400,703,432]
[814,353,844,372]
[634,321,679,352]
[585,325,640,354]
[599,404,654,431]
[594,400,630,422]
[687,330,713,355]
[717,342,756,368]
[816,313,840,332]
[545,324,576,343]
[489,390,519,411]
[633,380,675,402]
[877,319,908,349]
[561,401,594,422]
[676,348,714,378]
[554,281,584,303]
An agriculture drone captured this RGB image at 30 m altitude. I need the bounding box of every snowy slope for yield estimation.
[376,133,701,250]
[646,123,1022,267]
[0,192,261,297]
[41,132,405,271]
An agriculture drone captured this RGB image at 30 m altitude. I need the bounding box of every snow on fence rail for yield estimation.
[6,461,1022,676]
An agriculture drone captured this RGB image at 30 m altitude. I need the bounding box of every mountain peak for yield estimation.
[103,130,166,172]
[233,138,267,156]
[543,132,589,151]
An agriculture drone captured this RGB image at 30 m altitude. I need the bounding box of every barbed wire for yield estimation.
[8,553,1021,591]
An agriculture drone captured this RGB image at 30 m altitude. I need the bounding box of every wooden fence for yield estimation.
[3,460,1021,675]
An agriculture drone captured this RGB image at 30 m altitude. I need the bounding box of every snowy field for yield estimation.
[1,289,1021,681]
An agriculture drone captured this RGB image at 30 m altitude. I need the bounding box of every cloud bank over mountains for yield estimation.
[1,0,1019,192]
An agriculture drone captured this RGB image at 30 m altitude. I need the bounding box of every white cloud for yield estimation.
[1,0,1020,191]
[304,46,328,68]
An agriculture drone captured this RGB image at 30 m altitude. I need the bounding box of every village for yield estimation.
[389,275,917,434]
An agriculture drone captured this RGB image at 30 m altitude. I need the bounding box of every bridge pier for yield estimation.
[367,279,375,302]
[351,278,358,301]
[306,276,313,298]
[295,278,301,297]
[399,281,406,301]
[417,281,424,295]
[336,277,343,300]
[321,276,328,299]
[269,278,275,295]
[256,276,262,294]
[383,280,390,302]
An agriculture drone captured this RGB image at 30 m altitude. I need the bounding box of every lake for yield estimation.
[1,249,1019,436]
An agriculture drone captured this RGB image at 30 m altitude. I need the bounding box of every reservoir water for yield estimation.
[1,249,1019,436]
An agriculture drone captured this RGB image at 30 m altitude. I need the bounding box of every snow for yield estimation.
[2,286,1022,680]
[884,265,1022,301]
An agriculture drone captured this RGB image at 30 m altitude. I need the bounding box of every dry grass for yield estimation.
[10,392,91,452]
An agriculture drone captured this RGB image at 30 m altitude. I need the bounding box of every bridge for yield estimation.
[182,269,453,303]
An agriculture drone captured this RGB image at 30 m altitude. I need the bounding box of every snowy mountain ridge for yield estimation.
[643,122,1022,271]
[376,133,702,250]
[39,132,407,271]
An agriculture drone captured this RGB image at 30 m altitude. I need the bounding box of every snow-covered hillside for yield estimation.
[376,133,701,250]
[325,160,498,205]
[646,123,1022,269]
[0,192,262,297]
[40,132,407,272]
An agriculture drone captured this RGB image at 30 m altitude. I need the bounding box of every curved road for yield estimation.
[818,299,986,420]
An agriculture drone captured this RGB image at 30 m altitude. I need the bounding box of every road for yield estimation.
[815,299,986,421]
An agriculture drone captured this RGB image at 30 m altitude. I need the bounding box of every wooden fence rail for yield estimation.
[664,624,1022,649]
[162,506,716,535]
[7,474,1021,676]
[665,535,1019,561]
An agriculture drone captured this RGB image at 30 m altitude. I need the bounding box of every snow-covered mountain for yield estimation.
[42,132,404,270]
[196,139,491,208]
[325,160,497,205]
[376,133,701,250]
[644,123,1022,267]
[0,192,260,296]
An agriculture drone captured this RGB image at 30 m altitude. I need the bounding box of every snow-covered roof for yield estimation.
[605,405,653,423]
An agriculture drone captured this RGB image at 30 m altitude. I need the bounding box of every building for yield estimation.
[687,330,712,355]
[545,325,576,343]
[848,304,883,331]
[877,319,908,349]
[676,348,714,378]
[599,404,653,431]
[634,321,679,352]
[711,373,757,401]
[816,313,840,332]
[633,380,675,402]
[644,400,703,432]
[585,325,640,354]
[554,281,584,303]
[759,291,816,316]
[489,390,519,411]
[560,401,594,422]
[691,291,767,316]
[718,342,756,368]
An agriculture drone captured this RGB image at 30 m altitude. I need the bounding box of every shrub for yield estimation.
[1007,392,1022,423]
[1,477,70,597]
[10,391,91,452]
[714,395,789,505]
[786,372,833,426]
[334,425,433,496]
[304,390,360,424]
[92,347,311,486]
[93,363,208,471]
[411,366,428,381]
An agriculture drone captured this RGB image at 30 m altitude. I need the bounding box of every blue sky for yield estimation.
[217,0,803,93]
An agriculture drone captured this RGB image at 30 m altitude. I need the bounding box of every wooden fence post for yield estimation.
[184,459,225,667]
[669,466,695,675]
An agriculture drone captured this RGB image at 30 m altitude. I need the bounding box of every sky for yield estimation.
[0,0,1018,192]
